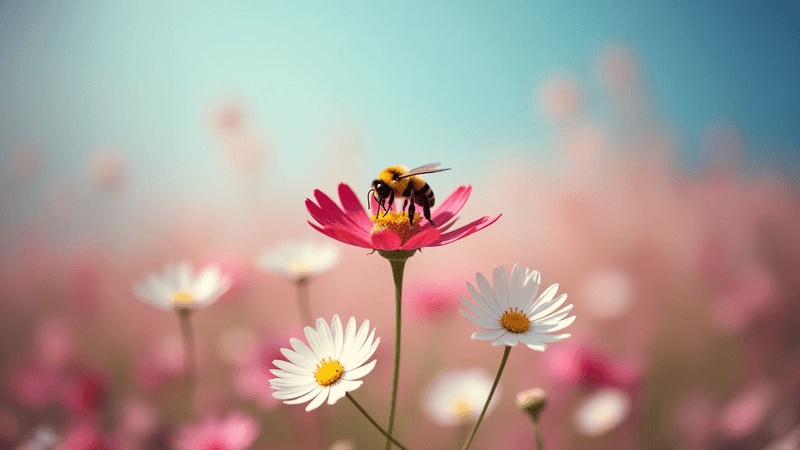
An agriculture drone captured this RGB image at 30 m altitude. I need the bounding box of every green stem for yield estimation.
[295,276,313,326]
[346,393,409,450]
[177,308,196,418]
[385,257,407,450]
[461,345,512,450]
[532,416,545,450]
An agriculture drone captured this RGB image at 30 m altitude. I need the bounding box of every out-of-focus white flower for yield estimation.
[422,367,500,426]
[134,262,231,311]
[270,315,378,411]
[574,388,631,436]
[461,264,575,350]
[257,240,341,280]
[328,439,355,450]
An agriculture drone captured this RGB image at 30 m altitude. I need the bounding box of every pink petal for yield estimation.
[221,413,260,450]
[308,222,373,249]
[306,197,343,228]
[370,230,403,250]
[401,227,441,250]
[430,186,471,226]
[314,190,352,225]
[337,184,372,232]
[430,214,501,246]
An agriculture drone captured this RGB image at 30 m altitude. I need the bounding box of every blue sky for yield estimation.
[1,0,798,195]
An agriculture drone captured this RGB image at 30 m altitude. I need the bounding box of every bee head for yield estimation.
[371,179,391,199]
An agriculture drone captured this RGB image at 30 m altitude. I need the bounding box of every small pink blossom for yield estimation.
[175,412,260,450]
[545,340,639,390]
[306,183,499,251]
[718,380,779,440]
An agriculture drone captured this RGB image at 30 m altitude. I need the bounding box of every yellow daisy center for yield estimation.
[450,395,474,418]
[288,260,312,274]
[314,358,344,386]
[170,290,196,305]
[499,307,531,333]
[370,211,423,244]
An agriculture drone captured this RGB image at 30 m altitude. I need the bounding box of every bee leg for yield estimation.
[416,191,435,226]
[407,193,416,228]
[384,190,395,218]
[402,198,409,213]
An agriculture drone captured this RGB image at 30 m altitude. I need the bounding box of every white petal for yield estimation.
[331,315,344,360]
[272,359,308,375]
[327,383,348,405]
[304,325,326,360]
[305,387,330,411]
[493,265,510,311]
[460,296,495,322]
[530,293,568,321]
[535,304,574,325]
[507,264,524,308]
[177,262,192,290]
[476,273,501,314]
[338,379,363,394]
[348,336,379,370]
[520,271,541,312]
[272,383,318,399]
[460,310,500,330]
[472,329,506,341]
[284,385,322,405]
[193,266,221,299]
[342,359,377,381]
[528,283,559,317]
[468,282,503,318]
[341,317,357,356]
[534,315,575,333]
[317,317,335,358]
[287,339,316,367]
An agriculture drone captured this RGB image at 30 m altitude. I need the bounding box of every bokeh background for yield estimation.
[1,1,799,449]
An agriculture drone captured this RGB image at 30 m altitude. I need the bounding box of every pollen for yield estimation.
[450,396,474,418]
[499,307,531,333]
[314,358,344,386]
[370,211,423,244]
[170,290,196,305]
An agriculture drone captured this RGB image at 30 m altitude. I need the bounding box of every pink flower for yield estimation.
[175,412,260,450]
[306,183,499,251]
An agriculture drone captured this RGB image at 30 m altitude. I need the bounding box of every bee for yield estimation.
[367,163,451,228]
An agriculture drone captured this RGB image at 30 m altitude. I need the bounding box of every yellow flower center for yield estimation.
[288,260,312,274]
[450,395,474,418]
[499,307,531,333]
[314,358,344,386]
[170,290,196,305]
[370,212,423,244]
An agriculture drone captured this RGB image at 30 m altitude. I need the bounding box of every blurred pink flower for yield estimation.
[87,150,126,192]
[544,340,640,390]
[117,398,159,439]
[9,361,64,408]
[711,264,778,334]
[234,333,294,410]
[61,369,107,419]
[175,412,260,450]
[136,335,185,390]
[306,183,499,251]
[540,76,583,121]
[718,379,779,440]
[58,423,109,450]
[35,317,76,368]
[406,279,462,322]
[211,101,246,135]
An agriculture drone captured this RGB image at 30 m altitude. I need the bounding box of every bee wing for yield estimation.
[397,163,451,178]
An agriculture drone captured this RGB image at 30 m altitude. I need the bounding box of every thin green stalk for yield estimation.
[385,257,406,450]
[532,416,545,450]
[177,308,196,417]
[461,345,512,450]
[295,276,313,326]
[346,393,409,450]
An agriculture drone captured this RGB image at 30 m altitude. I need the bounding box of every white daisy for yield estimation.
[422,367,500,426]
[134,262,232,311]
[574,388,631,436]
[257,240,341,279]
[460,264,575,350]
[269,315,378,411]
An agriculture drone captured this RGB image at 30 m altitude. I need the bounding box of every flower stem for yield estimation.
[177,308,196,417]
[460,345,512,450]
[385,256,407,450]
[346,393,409,450]
[532,416,545,450]
[295,276,313,326]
